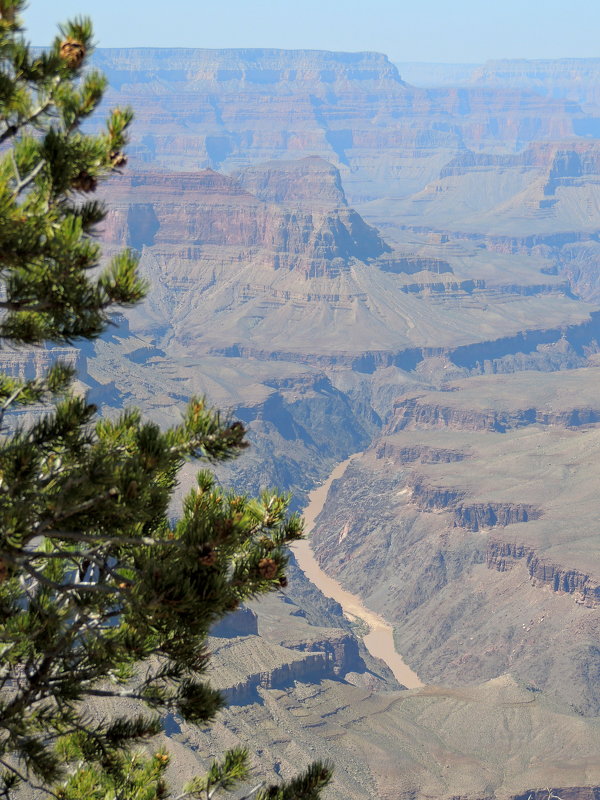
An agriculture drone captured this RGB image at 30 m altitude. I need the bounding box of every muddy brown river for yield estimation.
[293,455,423,689]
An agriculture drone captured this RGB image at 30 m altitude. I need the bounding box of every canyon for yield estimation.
[58,48,600,798]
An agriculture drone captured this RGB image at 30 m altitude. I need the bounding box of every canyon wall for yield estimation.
[68,49,600,798]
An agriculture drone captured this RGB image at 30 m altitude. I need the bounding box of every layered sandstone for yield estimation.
[387,369,600,433]
[96,160,600,380]
[92,48,600,201]
[310,368,600,713]
[101,167,389,280]
[233,156,347,206]
[66,50,600,799]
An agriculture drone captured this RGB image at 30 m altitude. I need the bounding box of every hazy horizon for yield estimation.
[23,0,600,64]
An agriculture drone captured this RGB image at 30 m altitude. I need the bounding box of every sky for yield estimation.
[23,0,600,63]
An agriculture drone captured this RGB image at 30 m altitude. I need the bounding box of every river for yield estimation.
[293,455,423,689]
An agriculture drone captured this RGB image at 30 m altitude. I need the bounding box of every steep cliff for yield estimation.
[310,368,600,713]
[91,48,600,201]
[96,159,600,382]
[65,49,600,800]
[233,156,348,207]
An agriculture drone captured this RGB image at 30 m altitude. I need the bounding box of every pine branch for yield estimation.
[0,758,60,800]
[0,7,333,798]
[10,159,45,197]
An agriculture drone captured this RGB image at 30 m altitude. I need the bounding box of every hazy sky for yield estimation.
[23,0,600,63]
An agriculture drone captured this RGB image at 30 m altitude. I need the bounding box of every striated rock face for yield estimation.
[233,156,347,207]
[0,346,79,381]
[487,540,600,607]
[220,649,330,705]
[206,592,377,707]
[283,631,365,677]
[387,369,600,433]
[374,442,466,463]
[407,478,542,531]
[389,395,600,433]
[373,138,600,315]
[439,141,600,182]
[101,167,389,279]
[309,367,600,713]
[452,501,541,531]
[389,395,511,432]
[99,156,600,372]
[95,140,600,382]
[378,254,452,275]
[92,48,600,200]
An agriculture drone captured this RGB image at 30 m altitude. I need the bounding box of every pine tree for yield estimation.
[0,2,332,798]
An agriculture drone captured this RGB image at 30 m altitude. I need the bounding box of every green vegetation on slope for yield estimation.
[0,3,331,798]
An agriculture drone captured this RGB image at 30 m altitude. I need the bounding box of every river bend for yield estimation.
[293,455,423,689]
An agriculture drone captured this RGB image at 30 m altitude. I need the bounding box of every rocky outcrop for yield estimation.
[487,540,600,607]
[439,141,600,181]
[233,156,347,207]
[214,629,368,705]
[408,479,466,511]
[378,255,453,275]
[453,502,541,531]
[398,279,483,295]
[528,557,600,606]
[401,224,596,255]
[388,395,600,433]
[101,168,389,279]
[222,650,330,705]
[0,346,79,381]
[408,479,542,531]
[389,396,498,431]
[448,311,600,371]
[284,631,365,676]
[374,442,467,463]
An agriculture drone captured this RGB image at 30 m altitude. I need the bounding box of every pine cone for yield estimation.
[72,171,97,193]
[278,575,288,588]
[60,38,86,69]
[198,547,217,567]
[0,6,15,23]
[109,150,127,168]
[259,536,275,551]
[258,557,278,580]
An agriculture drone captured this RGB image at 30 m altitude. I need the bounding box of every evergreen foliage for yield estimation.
[0,2,332,797]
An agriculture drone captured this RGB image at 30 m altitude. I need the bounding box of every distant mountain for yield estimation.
[394,61,479,86]
[395,57,600,111]
[471,58,600,109]
[92,48,600,201]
